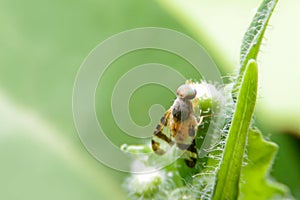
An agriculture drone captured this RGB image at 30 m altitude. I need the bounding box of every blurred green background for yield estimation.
[0,0,299,199]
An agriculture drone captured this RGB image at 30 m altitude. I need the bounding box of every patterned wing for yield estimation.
[173,117,198,168]
[151,109,175,155]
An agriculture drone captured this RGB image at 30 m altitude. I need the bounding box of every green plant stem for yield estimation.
[212,60,258,200]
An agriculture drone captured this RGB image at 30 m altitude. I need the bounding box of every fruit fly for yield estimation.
[151,82,202,168]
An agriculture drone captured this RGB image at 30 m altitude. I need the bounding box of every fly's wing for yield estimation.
[174,118,198,168]
[151,109,175,155]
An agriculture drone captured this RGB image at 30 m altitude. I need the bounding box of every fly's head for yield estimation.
[176,84,197,100]
[172,84,197,122]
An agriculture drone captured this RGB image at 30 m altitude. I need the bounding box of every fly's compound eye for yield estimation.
[176,84,197,100]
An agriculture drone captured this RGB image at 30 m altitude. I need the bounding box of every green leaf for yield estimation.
[213,60,258,200]
[240,129,294,200]
[240,0,278,68]
[234,0,278,93]
[240,0,277,67]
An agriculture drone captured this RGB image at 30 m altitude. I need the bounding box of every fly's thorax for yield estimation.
[171,97,194,122]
